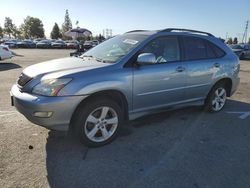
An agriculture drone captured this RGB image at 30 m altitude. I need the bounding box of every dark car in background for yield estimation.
[230,44,250,59]
[4,39,19,48]
[17,40,36,48]
[36,40,51,48]
[51,40,66,49]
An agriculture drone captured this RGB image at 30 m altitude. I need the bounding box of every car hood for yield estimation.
[232,49,243,52]
[23,57,109,78]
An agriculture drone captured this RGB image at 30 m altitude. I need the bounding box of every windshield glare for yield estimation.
[81,34,148,63]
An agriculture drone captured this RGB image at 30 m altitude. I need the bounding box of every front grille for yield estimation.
[17,73,32,87]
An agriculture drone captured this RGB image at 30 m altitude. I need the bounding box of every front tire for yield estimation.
[72,98,123,147]
[205,83,227,112]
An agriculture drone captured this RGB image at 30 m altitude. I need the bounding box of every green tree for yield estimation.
[12,25,22,38]
[62,9,72,39]
[4,17,15,37]
[50,23,62,39]
[0,26,3,37]
[98,34,105,41]
[233,37,238,44]
[20,16,45,38]
[248,38,250,44]
[227,37,233,44]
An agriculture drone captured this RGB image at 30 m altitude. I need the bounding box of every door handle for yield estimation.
[214,63,220,68]
[176,66,185,72]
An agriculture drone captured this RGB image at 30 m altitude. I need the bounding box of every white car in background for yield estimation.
[0,45,13,61]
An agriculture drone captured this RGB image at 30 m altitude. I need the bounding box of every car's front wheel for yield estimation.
[72,98,123,147]
[205,83,227,112]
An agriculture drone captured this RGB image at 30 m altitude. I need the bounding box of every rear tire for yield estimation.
[71,97,124,147]
[204,83,227,112]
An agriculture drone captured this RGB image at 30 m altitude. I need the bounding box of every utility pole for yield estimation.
[242,20,249,44]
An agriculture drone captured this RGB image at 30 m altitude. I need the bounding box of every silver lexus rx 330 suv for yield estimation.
[11,28,240,147]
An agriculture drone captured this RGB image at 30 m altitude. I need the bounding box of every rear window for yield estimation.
[207,42,225,58]
[183,36,225,60]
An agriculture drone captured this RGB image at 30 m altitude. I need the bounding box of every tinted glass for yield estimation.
[183,37,207,60]
[141,36,180,63]
[206,42,217,58]
[183,37,225,60]
[209,42,225,57]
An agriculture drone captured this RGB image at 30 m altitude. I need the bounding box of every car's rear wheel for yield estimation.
[205,83,227,112]
[72,98,123,147]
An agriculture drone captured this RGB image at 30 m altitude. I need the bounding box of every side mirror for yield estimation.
[137,53,156,65]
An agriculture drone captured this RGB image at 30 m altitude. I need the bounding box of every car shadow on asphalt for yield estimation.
[0,62,22,71]
[45,99,250,188]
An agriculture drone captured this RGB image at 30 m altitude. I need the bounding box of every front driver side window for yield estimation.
[141,36,180,63]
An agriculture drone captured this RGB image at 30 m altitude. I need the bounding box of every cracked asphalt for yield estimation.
[0,49,250,188]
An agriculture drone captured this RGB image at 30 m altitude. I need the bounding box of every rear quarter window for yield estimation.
[207,42,225,58]
[182,36,225,60]
[183,37,207,60]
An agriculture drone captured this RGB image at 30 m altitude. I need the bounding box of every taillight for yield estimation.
[3,47,9,51]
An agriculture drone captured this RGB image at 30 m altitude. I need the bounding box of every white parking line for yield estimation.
[227,111,250,119]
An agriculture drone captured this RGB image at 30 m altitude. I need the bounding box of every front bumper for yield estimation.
[10,84,87,131]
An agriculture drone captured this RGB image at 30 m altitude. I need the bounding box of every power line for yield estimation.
[242,20,249,44]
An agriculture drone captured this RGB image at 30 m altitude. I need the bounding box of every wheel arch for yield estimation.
[69,89,129,130]
[208,77,232,98]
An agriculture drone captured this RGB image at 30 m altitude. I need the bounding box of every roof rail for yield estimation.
[160,28,214,36]
[125,30,149,33]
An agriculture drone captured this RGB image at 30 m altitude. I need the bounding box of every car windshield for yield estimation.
[231,45,244,49]
[81,34,148,63]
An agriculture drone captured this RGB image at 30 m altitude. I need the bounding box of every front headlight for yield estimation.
[32,78,72,96]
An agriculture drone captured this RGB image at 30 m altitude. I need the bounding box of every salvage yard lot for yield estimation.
[1,49,250,188]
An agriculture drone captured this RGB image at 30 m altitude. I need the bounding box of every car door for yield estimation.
[132,36,187,112]
[182,36,223,101]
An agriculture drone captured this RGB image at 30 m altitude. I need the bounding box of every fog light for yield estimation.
[33,111,53,118]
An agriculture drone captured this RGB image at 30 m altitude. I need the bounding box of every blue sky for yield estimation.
[0,0,249,39]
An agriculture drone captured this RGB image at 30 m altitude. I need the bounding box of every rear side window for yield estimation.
[207,42,225,58]
[183,37,207,60]
[183,36,225,60]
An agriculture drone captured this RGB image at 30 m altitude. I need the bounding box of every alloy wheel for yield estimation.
[212,87,226,111]
[84,106,118,142]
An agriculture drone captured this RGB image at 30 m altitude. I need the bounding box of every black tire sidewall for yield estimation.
[205,83,227,112]
[73,98,123,147]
